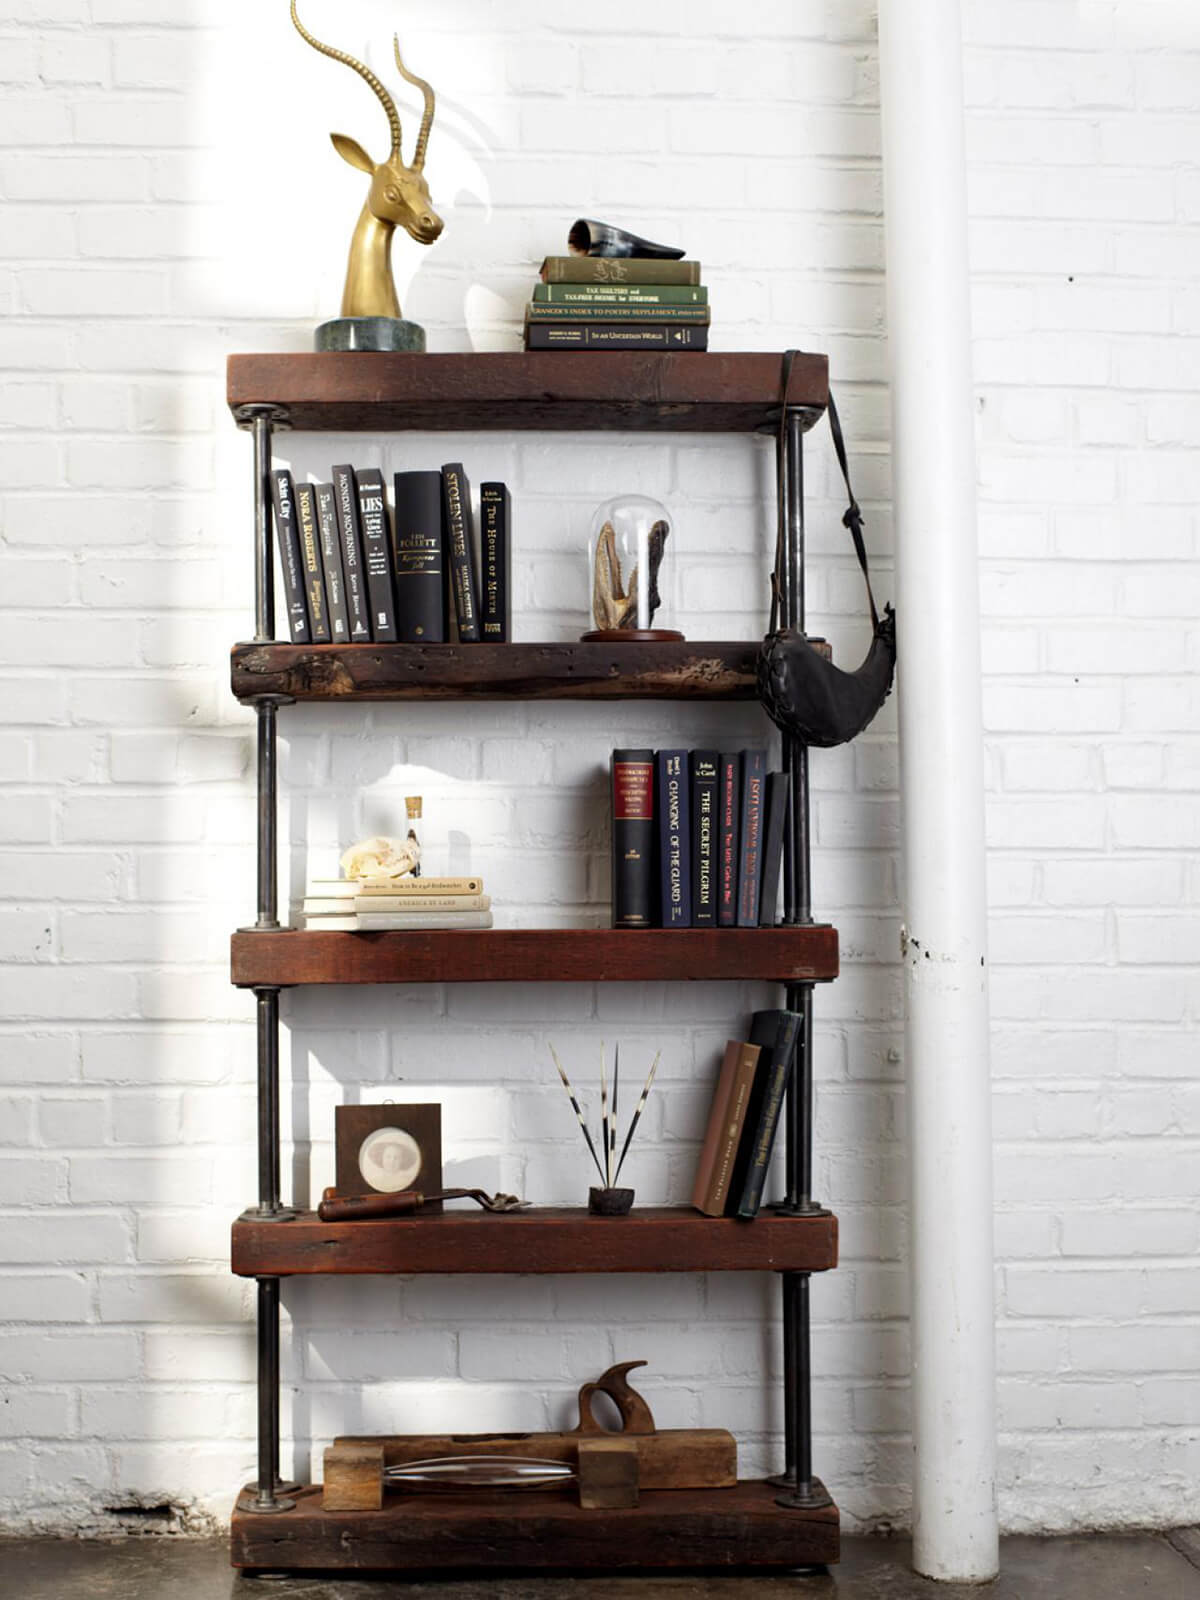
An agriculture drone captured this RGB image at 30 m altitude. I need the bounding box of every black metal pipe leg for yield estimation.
[786,409,805,627]
[775,1271,831,1510]
[256,699,280,931]
[247,1278,296,1513]
[258,987,281,1214]
[252,412,275,644]
[777,983,821,1216]
[241,987,297,1224]
[767,1271,798,1488]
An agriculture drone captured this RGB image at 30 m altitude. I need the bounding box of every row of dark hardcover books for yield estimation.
[269,464,511,646]
[611,749,789,930]
[692,1010,802,1219]
[524,255,710,353]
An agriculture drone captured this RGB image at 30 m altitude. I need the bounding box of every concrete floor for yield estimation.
[0,1531,1197,1599]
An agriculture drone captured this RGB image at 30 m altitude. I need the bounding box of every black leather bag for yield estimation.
[757,357,896,748]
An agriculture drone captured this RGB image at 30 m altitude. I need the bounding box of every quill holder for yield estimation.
[588,1185,635,1216]
[550,1042,660,1216]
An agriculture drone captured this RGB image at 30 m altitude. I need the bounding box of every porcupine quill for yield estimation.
[614,1051,660,1183]
[548,1043,660,1187]
[548,1044,606,1183]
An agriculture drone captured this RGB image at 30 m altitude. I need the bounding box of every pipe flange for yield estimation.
[233,403,293,431]
[760,403,825,435]
[237,1205,301,1224]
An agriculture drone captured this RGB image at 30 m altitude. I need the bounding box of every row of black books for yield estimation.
[610,749,789,930]
[692,1010,801,1219]
[524,255,710,353]
[269,464,511,646]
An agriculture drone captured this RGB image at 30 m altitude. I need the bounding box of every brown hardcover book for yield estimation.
[691,1040,761,1216]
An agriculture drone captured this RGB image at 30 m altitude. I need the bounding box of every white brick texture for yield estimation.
[0,0,1197,1541]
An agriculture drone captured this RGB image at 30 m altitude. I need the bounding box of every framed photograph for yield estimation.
[335,1104,442,1211]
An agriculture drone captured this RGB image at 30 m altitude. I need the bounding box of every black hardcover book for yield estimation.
[268,469,311,644]
[758,771,790,927]
[294,482,331,643]
[690,749,719,927]
[441,463,481,642]
[331,463,372,642]
[727,1009,802,1219]
[524,323,708,351]
[479,481,511,642]
[717,753,741,928]
[736,749,767,927]
[355,468,398,643]
[314,482,350,644]
[612,749,655,929]
[392,470,446,643]
[656,749,691,928]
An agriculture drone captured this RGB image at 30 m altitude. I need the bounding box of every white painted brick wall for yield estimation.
[0,0,1197,1540]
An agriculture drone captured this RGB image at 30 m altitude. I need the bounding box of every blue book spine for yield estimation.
[656,749,692,928]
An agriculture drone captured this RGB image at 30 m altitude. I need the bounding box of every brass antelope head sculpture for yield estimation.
[290,1,443,322]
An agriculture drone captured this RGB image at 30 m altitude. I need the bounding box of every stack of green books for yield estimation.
[524,256,709,352]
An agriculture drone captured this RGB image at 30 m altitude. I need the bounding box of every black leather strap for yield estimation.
[771,349,880,633]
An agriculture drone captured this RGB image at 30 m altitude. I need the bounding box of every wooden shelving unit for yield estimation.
[233,638,756,703]
[231,1480,839,1573]
[227,350,839,1576]
[232,1206,838,1278]
[231,926,839,988]
[228,349,828,434]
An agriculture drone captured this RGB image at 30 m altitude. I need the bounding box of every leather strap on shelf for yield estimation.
[769,348,879,634]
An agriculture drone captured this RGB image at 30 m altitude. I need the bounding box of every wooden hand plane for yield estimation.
[323,1360,736,1510]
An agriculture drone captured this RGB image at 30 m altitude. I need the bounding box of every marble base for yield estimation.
[314,317,426,353]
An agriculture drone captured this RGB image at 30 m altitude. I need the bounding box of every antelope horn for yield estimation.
[291,0,403,162]
[394,36,436,171]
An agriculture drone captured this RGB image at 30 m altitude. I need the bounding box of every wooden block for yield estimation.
[231,1479,842,1573]
[577,1436,639,1510]
[322,1441,384,1510]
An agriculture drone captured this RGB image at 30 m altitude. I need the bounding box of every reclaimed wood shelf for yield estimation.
[229,639,792,704]
[227,350,829,434]
[231,1205,838,1279]
[224,348,844,1576]
[231,926,839,989]
[231,1479,839,1573]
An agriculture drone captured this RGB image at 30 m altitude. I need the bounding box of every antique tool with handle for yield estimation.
[322,1361,736,1510]
[317,1186,524,1221]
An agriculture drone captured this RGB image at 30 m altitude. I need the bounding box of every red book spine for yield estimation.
[612,749,655,929]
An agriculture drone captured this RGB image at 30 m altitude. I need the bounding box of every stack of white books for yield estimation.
[296,876,493,932]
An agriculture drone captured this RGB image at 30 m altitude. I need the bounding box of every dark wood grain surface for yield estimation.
[227,351,829,433]
[231,1479,839,1572]
[230,926,840,988]
[228,639,824,703]
[230,1205,838,1277]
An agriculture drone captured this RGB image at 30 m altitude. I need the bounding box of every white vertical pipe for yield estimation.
[876,0,999,1582]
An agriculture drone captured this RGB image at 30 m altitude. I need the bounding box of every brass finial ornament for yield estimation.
[290,1,443,352]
